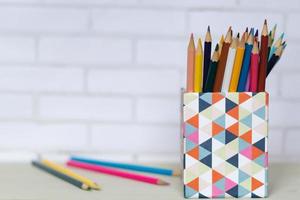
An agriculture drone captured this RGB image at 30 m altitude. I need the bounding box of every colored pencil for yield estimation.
[257,20,269,92]
[194,38,203,92]
[204,44,220,92]
[237,28,254,91]
[41,159,100,190]
[70,156,180,176]
[250,41,260,92]
[269,32,284,61]
[229,35,245,92]
[244,27,249,41]
[267,44,284,76]
[67,160,169,185]
[32,160,90,190]
[270,24,277,46]
[203,26,212,85]
[213,27,232,92]
[222,34,238,91]
[218,34,224,56]
[186,33,195,92]
[267,31,272,59]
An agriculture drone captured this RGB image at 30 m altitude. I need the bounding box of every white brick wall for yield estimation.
[0,0,298,162]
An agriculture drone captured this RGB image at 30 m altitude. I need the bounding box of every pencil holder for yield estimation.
[182,92,268,198]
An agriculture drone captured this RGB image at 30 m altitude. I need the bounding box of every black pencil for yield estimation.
[267,45,284,76]
[204,44,219,92]
[32,161,90,190]
[203,26,212,86]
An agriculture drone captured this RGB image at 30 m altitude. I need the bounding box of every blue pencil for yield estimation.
[70,156,180,176]
[268,32,284,61]
[237,28,254,91]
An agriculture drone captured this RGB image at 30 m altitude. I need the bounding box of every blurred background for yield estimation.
[0,0,298,163]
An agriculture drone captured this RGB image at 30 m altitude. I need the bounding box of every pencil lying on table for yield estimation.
[71,156,179,176]
[67,160,169,185]
[41,159,100,190]
[32,160,90,190]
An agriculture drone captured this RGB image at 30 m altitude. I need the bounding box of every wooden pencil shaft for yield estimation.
[187,35,195,92]
[237,43,253,91]
[204,61,218,92]
[257,35,268,91]
[32,161,89,190]
[267,55,280,76]
[203,41,212,85]
[213,42,230,91]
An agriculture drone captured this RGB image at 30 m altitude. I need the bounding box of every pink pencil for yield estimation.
[250,41,260,92]
[67,160,169,185]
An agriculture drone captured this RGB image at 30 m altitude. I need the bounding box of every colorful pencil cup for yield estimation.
[182,92,268,198]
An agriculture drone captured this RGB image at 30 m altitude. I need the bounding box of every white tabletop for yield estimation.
[0,163,299,200]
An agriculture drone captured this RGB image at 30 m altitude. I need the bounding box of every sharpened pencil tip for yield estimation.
[207,25,210,32]
[255,29,258,37]
[280,32,285,39]
[215,44,219,51]
[264,19,267,25]
[157,180,170,185]
[250,28,254,35]
[245,27,249,32]
[237,33,240,38]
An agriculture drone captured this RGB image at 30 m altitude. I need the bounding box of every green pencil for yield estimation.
[204,44,220,92]
[32,160,90,190]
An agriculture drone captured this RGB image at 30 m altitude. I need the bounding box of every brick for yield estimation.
[239,0,300,11]
[38,37,132,64]
[188,12,284,38]
[0,94,32,119]
[0,67,84,92]
[140,0,237,8]
[39,96,133,121]
[0,37,35,62]
[0,123,87,150]
[136,97,180,123]
[269,100,300,127]
[279,43,298,70]
[136,40,186,66]
[281,73,300,98]
[88,69,180,95]
[0,7,88,32]
[285,130,300,156]
[92,8,185,35]
[91,124,180,153]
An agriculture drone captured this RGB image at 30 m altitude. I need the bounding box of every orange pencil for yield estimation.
[186,34,195,92]
[213,27,232,92]
[257,20,269,92]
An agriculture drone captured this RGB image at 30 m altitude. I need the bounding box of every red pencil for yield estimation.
[257,20,269,92]
[250,41,259,92]
[67,160,169,185]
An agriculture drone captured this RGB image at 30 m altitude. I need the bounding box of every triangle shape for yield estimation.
[227,154,239,168]
[184,123,197,137]
[214,130,226,144]
[199,93,212,104]
[200,138,212,152]
[215,177,225,191]
[184,185,198,198]
[212,122,225,136]
[252,146,264,160]
[212,93,225,104]
[226,185,238,197]
[187,146,199,160]
[224,178,238,194]
[254,154,265,167]
[212,184,224,198]
[227,122,239,137]
[184,93,198,106]
[200,154,212,168]
[199,146,211,160]
[199,98,211,112]
[238,185,250,197]
[240,146,252,160]
[239,138,251,151]
[187,114,199,128]
[254,106,265,120]
[226,93,239,104]
[225,130,237,144]
[213,170,224,183]
[214,114,225,128]
[253,138,265,152]
[251,177,263,191]
[239,93,251,104]
[187,177,199,191]
[239,170,250,183]
[187,130,198,144]
[227,106,239,120]
[240,114,252,128]
[226,98,238,112]
[185,139,197,152]
[240,130,252,144]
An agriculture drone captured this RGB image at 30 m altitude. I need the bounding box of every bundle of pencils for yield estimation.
[186,20,286,93]
[32,159,100,190]
[66,156,179,185]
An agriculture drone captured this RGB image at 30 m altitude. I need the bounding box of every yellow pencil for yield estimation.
[41,159,100,190]
[194,38,203,92]
[229,36,245,92]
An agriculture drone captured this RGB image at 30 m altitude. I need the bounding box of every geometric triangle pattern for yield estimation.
[183,92,269,198]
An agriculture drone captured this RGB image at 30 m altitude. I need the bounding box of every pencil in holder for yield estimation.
[182,92,268,198]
